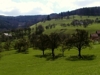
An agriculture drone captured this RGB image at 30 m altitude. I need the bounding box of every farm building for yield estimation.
[90,33,99,40]
[96,30,100,36]
[3,33,12,37]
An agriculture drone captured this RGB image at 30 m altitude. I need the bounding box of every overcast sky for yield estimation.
[0,0,100,16]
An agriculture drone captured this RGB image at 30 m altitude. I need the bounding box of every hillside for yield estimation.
[1,15,100,75]
[0,15,47,31]
[31,15,100,34]
[1,6,100,31]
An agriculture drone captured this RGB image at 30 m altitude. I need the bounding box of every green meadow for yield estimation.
[0,15,100,75]
[31,15,100,34]
[0,44,100,75]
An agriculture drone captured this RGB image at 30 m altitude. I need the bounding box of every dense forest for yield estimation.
[0,6,100,30]
[0,15,47,31]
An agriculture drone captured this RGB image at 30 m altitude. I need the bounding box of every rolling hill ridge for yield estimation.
[0,6,100,31]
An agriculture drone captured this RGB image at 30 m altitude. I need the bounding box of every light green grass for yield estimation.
[0,15,100,75]
[0,44,100,75]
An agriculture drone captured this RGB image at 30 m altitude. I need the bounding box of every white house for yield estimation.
[3,33,12,37]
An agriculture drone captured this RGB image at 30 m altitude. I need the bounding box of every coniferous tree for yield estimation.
[47,15,51,21]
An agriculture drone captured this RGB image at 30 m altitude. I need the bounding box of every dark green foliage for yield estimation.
[14,38,29,53]
[66,29,91,57]
[0,43,3,52]
[48,33,60,58]
[0,15,46,30]
[35,34,49,56]
[29,33,38,47]
[47,15,51,21]
[36,25,44,35]
[0,36,3,52]
[3,41,11,51]
[0,34,11,42]
[59,33,70,56]
[71,19,94,27]
[27,28,31,35]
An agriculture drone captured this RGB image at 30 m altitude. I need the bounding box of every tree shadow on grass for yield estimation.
[46,54,63,61]
[34,53,63,61]
[66,55,96,61]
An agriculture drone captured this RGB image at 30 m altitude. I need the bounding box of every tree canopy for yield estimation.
[66,29,91,57]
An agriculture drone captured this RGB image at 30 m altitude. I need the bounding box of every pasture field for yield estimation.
[0,15,100,75]
[31,15,100,34]
[0,44,100,75]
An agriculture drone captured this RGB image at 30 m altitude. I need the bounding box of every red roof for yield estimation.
[90,33,99,40]
[90,33,98,37]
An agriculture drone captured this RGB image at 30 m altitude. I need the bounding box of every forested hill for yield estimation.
[59,7,100,17]
[70,7,100,16]
[0,6,100,31]
[0,15,47,31]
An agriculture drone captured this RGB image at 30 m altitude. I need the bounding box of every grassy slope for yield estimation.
[0,15,100,75]
[31,15,100,34]
[0,44,100,75]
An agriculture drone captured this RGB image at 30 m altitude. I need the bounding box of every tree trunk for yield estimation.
[18,47,21,52]
[78,48,82,58]
[52,48,55,58]
[43,50,44,56]
[62,50,64,57]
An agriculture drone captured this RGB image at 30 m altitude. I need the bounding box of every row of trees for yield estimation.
[29,29,91,58]
[59,7,100,19]
[71,19,94,28]
[0,27,32,42]
[0,29,91,59]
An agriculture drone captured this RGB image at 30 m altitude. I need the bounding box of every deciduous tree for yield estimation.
[35,34,49,56]
[14,38,29,53]
[36,25,44,35]
[66,29,91,58]
[48,33,60,58]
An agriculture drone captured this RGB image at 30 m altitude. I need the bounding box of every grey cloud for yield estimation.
[0,9,21,16]
[0,7,44,16]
